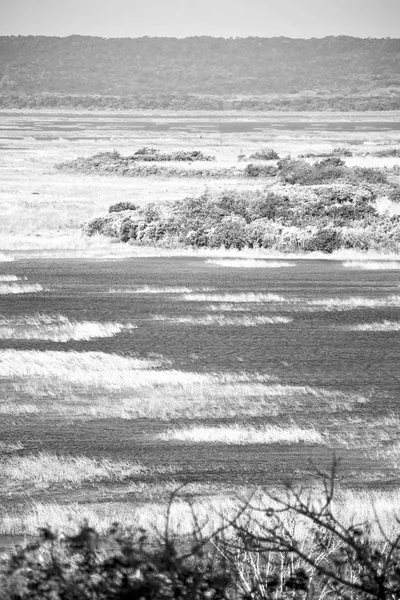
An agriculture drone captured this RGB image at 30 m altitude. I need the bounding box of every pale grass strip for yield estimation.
[9,382,366,420]
[206,259,296,268]
[110,286,214,294]
[343,260,400,270]
[0,253,14,262]
[0,315,137,342]
[0,275,19,281]
[182,293,286,302]
[2,489,400,540]
[341,321,400,332]
[152,315,292,326]
[0,283,43,294]
[0,402,39,415]
[182,292,400,310]
[160,424,325,445]
[1,452,147,484]
[0,441,24,452]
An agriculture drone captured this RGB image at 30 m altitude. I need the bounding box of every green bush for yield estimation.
[302,227,342,253]
[109,201,137,213]
[80,181,400,253]
[244,163,278,178]
[248,148,280,160]
[209,215,248,249]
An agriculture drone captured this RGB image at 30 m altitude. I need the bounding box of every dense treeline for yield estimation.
[1,36,400,110]
[1,90,400,111]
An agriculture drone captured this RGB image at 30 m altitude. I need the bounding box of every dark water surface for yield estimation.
[1,257,399,388]
[0,257,399,487]
[2,114,400,135]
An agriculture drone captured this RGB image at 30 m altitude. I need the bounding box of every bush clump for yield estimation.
[248,148,280,160]
[81,182,400,253]
[244,163,278,178]
[109,201,137,213]
[129,147,216,161]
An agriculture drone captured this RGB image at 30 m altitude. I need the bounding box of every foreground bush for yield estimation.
[2,466,400,599]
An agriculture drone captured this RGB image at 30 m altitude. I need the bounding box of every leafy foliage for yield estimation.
[108,201,137,213]
[81,183,400,253]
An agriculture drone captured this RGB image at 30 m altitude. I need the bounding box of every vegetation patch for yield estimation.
[342,260,400,269]
[160,424,325,445]
[151,314,292,326]
[206,259,296,268]
[1,452,146,485]
[0,283,43,294]
[81,181,400,253]
[0,315,136,342]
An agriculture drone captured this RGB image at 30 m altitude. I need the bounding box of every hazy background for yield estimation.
[0,0,399,38]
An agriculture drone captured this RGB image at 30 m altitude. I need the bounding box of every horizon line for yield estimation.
[1,33,399,41]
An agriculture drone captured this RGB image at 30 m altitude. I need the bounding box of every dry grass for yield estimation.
[2,487,400,540]
[0,253,14,262]
[151,314,292,326]
[368,442,400,466]
[159,424,326,445]
[205,259,296,268]
[181,291,400,312]
[0,401,40,415]
[341,321,400,332]
[343,260,400,270]
[0,275,19,281]
[0,283,43,294]
[1,452,147,485]
[0,350,165,389]
[182,292,286,303]
[7,377,367,420]
[0,441,24,453]
[110,286,214,294]
[0,315,137,342]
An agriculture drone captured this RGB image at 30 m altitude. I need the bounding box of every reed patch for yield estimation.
[343,260,400,270]
[341,320,400,331]
[151,314,292,326]
[160,424,326,445]
[205,259,296,268]
[1,452,147,485]
[0,283,43,294]
[0,315,137,342]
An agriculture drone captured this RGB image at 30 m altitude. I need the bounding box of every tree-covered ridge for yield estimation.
[1,36,400,97]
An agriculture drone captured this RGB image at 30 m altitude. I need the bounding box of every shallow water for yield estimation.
[1,114,400,136]
[1,257,398,388]
[0,257,399,486]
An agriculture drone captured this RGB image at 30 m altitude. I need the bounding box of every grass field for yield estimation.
[1,109,400,256]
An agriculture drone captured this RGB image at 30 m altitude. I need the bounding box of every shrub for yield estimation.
[82,215,121,238]
[208,215,248,249]
[109,201,137,213]
[302,227,342,253]
[372,148,400,157]
[248,148,280,160]
[388,185,400,203]
[350,167,388,184]
[119,216,143,242]
[0,522,230,600]
[244,163,278,178]
[130,147,215,161]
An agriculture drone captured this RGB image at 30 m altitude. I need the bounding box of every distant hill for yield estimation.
[1,36,400,110]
